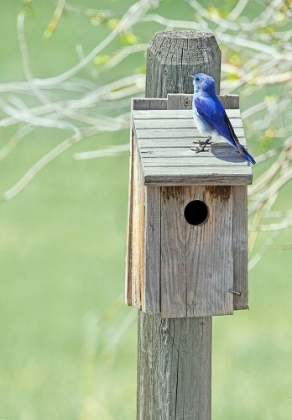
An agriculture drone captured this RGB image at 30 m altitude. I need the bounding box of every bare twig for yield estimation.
[74,144,129,160]
[248,230,281,270]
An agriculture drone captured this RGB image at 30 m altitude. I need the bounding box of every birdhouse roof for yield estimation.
[132,109,253,185]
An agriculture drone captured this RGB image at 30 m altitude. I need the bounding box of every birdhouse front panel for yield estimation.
[160,185,234,317]
[126,96,251,318]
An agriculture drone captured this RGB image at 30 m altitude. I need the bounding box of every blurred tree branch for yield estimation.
[1,0,292,268]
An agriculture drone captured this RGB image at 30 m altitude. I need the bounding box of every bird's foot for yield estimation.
[191,137,213,153]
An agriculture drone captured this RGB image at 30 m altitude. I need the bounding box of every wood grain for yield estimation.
[145,31,221,97]
[160,186,234,318]
[127,99,166,312]
[138,312,212,420]
[130,130,145,309]
[232,185,248,310]
[132,105,253,186]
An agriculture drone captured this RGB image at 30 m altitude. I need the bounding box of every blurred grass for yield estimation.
[0,136,135,419]
[0,1,292,419]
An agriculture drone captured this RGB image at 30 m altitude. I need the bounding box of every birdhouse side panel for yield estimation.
[126,131,145,310]
[232,185,248,310]
[125,128,135,306]
[126,97,167,311]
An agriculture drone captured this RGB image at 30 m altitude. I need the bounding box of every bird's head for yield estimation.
[190,73,216,94]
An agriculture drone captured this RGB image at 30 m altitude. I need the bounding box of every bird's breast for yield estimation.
[192,108,211,135]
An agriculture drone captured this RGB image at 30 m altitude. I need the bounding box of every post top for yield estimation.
[152,30,215,40]
[132,103,253,186]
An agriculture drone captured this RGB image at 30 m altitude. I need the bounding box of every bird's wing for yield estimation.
[194,96,245,154]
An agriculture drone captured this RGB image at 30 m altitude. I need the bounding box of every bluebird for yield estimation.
[190,73,256,165]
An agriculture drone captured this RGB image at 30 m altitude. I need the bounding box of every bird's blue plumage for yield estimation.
[191,73,256,165]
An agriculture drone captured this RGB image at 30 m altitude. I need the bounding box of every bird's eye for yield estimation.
[195,77,200,81]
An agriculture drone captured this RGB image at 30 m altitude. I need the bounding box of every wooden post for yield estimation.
[137,31,221,420]
[145,31,221,97]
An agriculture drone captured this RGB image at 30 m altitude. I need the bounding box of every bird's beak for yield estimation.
[188,75,194,79]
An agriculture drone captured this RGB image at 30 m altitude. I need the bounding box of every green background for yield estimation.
[1,1,291,419]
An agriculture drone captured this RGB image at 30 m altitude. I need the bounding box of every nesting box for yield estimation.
[126,94,253,318]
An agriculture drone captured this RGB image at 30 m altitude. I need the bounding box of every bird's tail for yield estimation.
[242,145,256,165]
